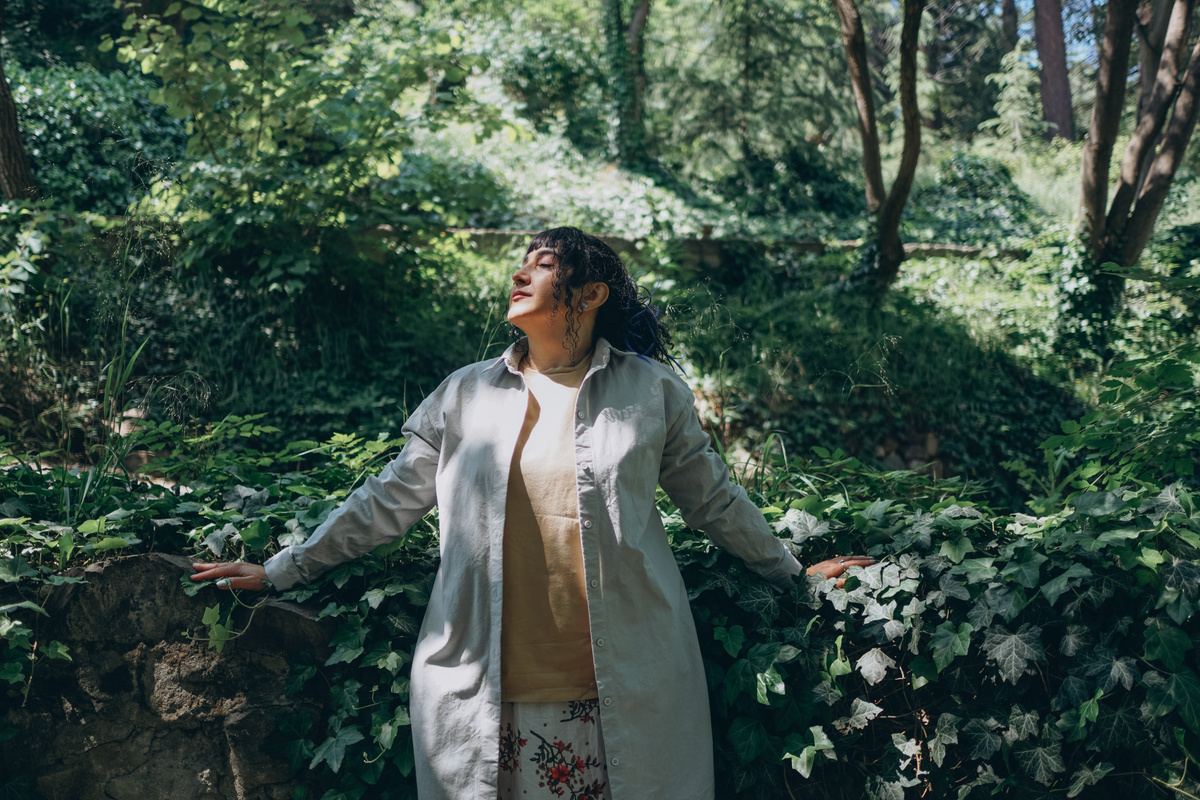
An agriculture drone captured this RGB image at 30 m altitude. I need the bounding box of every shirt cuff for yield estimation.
[263,547,304,592]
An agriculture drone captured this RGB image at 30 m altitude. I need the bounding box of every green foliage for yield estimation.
[0,0,126,69]
[977,41,1050,149]
[666,254,1081,508]
[5,354,1200,797]
[494,23,608,154]
[647,0,860,217]
[916,0,1012,140]
[905,153,1040,244]
[12,65,187,215]
[106,0,494,292]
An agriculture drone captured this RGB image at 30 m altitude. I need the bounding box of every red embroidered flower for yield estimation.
[553,739,567,751]
[574,756,586,772]
[549,764,571,783]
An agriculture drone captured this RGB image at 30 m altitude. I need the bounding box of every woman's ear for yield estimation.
[581,281,610,312]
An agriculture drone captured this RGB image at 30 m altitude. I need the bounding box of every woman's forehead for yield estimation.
[525,246,559,262]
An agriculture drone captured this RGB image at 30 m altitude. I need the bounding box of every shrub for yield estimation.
[13,65,186,214]
[905,153,1040,245]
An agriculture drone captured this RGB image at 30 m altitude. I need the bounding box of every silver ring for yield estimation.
[838,559,845,564]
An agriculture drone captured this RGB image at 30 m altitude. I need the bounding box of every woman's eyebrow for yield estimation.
[524,247,558,266]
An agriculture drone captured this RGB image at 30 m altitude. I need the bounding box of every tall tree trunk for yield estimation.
[1001,0,1019,54]
[603,0,651,168]
[1120,33,1200,264]
[832,0,924,294]
[1034,0,1074,140]
[0,1,37,201]
[1079,0,1139,257]
[1104,0,1194,249]
[1135,0,1177,195]
[832,0,885,213]
[1070,0,1200,359]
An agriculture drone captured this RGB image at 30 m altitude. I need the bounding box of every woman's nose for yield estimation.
[512,265,529,285]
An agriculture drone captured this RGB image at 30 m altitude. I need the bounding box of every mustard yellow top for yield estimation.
[500,355,598,702]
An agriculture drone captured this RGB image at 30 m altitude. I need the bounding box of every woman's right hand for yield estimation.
[805,555,876,588]
[190,561,271,591]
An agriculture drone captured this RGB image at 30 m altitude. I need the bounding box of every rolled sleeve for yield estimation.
[657,377,801,589]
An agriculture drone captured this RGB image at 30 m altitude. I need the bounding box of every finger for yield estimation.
[189,563,239,581]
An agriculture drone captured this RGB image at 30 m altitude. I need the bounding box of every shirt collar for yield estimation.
[485,337,624,377]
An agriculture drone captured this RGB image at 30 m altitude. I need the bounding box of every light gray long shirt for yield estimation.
[263,337,803,800]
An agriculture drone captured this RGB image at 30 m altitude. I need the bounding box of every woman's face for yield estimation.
[507,247,563,333]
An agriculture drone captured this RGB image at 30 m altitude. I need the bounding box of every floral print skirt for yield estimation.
[498,699,613,800]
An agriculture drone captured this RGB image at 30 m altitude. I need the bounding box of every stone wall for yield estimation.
[2,554,333,800]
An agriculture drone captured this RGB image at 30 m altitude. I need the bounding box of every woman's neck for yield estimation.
[521,322,596,372]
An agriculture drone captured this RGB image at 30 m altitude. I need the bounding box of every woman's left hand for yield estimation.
[805,555,876,588]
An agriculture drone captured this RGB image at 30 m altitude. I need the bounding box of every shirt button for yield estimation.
[577,410,585,419]
[590,579,598,588]
[602,697,612,706]
[595,638,605,647]
[610,757,620,767]
[582,519,592,529]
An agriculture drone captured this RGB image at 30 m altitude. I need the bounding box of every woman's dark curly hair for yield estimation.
[518,227,676,366]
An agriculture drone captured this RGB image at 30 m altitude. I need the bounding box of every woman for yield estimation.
[192,227,870,800]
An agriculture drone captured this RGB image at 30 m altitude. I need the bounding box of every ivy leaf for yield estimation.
[1146,668,1200,735]
[891,732,921,767]
[1071,491,1126,517]
[726,717,768,763]
[1140,485,1184,523]
[984,584,1026,623]
[982,624,1045,684]
[0,556,37,584]
[961,718,1002,760]
[930,713,959,767]
[735,583,779,622]
[784,725,834,779]
[856,648,896,685]
[746,642,783,673]
[930,621,973,672]
[309,724,365,773]
[755,665,786,705]
[1005,706,1039,743]
[1144,619,1193,671]
[1092,699,1142,751]
[940,537,973,564]
[240,519,271,551]
[866,777,905,800]
[723,659,756,706]
[325,615,367,667]
[1052,675,1092,712]
[1000,552,1047,589]
[833,698,882,734]
[202,523,236,557]
[1082,647,1139,692]
[966,600,997,630]
[1163,558,1200,599]
[1014,735,1066,785]
[1041,564,1092,606]
[714,625,745,658]
[1068,762,1115,798]
[1060,624,1091,658]
[939,573,971,602]
[775,509,830,544]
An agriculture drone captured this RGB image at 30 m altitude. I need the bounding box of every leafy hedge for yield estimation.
[2,345,1199,799]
